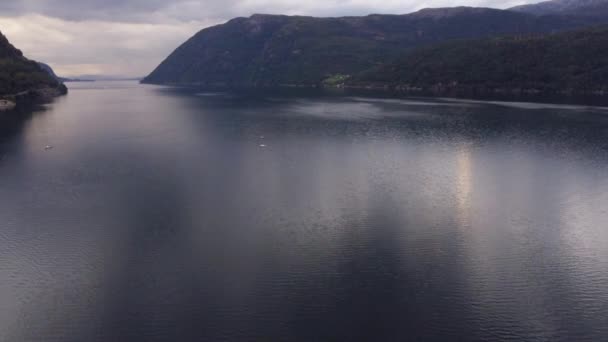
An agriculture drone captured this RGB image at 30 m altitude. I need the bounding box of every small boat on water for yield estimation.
[0,99,16,111]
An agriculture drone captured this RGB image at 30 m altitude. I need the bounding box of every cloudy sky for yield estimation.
[0,0,539,78]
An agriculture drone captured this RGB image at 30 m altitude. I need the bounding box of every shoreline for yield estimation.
[0,85,68,113]
[341,83,608,96]
[141,81,608,107]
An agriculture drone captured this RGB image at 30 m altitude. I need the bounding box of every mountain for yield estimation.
[350,26,608,95]
[143,8,607,87]
[510,0,608,17]
[0,31,67,105]
[37,62,92,83]
[37,62,72,83]
[68,75,140,81]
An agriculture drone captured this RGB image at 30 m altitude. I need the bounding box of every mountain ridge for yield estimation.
[143,4,608,87]
[510,0,608,16]
[0,31,67,108]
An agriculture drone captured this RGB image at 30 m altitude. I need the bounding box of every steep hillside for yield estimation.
[143,8,604,87]
[0,31,67,104]
[37,62,71,83]
[350,26,608,95]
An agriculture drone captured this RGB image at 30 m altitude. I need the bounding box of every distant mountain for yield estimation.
[350,26,608,95]
[70,75,140,81]
[37,63,102,82]
[0,31,67,105]
[510,0,608,17]
[143,7,607,87]
[37,62,72,83]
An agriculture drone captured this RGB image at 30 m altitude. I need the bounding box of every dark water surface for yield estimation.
[1,82,607,341]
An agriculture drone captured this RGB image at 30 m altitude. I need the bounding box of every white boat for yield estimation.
[0,99,16,111]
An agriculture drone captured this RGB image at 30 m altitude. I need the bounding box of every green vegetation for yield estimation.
[143,8,607,86]
[0,59,61,95]
[322,74,351,87]
[351,26,608,94]
[0,31,66,98]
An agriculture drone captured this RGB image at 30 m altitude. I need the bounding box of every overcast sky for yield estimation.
[0,0,539,77]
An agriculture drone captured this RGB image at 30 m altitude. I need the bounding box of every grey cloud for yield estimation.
[2,0,241,22]
[2,0,539,23]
